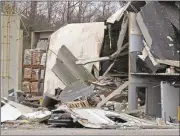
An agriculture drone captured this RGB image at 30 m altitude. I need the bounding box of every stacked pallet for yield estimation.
[22,49,46,95]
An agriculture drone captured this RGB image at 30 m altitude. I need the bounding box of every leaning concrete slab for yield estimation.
[57,45,96,82]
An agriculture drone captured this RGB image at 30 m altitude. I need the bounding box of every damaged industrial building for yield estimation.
[1,1,180,130]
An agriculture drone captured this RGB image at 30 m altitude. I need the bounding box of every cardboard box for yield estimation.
[23,49,33,65]
[24,68,32,79]
[31,82,38,92]
[22,81,31,92]
[32,50,43,66]
[32,69,40,81]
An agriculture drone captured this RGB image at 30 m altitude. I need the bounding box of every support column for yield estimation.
[129,12,143,73]
[128,12,143,110]
[128,84,138,110]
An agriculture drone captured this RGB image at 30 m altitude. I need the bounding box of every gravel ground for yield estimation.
[1,128,179,136]
[1,120,179,136]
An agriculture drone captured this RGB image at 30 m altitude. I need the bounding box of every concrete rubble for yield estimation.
[1,1,180,130]
[1,103,22,123]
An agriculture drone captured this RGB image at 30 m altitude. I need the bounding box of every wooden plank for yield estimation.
[97,81,129,108]
[76,15,129,66]
[110,14,128,59]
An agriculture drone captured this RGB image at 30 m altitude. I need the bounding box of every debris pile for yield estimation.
[1,98,178,129]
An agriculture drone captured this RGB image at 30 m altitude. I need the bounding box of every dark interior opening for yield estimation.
[136,87,146,106]
[106,115,127,123]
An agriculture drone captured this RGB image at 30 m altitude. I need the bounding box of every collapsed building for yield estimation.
[1,1,180,130]
[43,1,180,123]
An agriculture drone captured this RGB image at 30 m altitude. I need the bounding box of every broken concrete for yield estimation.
[55,45,96,82]
[52,58,78,85]
[97,81,129,108]
[70,108,154,129]
[1,103,22,123]
[59,81,95,103]
[24,110,51,122]
[8,100,34,115]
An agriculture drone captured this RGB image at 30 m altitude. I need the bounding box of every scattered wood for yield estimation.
[108,24,112,49]
[102,61,115,77]
[156,59,180,68]
[97,81,129,108]
[110,13,128,59]
[143,40,159,66]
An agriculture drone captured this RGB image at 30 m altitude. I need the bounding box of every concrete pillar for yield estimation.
[146,86,153,116]
[128,12,143,110]
[128,84,138,110]
[129,12,143,73]
[153,85,161,117]
[146,84,161,117]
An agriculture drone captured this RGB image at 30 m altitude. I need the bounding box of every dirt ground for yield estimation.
[1,128,179,136]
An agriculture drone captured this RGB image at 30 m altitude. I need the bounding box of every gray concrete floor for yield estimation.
[1,128,179,135]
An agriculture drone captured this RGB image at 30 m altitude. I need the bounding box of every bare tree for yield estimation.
[29,1,37,25]
[78,1,83,23]
[8,1,121,31]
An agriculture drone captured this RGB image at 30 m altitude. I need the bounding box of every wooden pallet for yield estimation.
[23,65,45,69]
[66,100,90,108]
[30,92,40,96]
[23,78,38,82]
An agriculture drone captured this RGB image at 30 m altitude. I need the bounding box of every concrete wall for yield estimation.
[129,75,161,117]
[31,31,54,49]
[161,82,179,121]
[1,14,23,97]
[146,84,161,117]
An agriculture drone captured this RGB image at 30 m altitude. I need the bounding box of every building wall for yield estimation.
[1,14,23,97]
[161,81,179,121]
[146,84,161,117]
[129,75,162,117]
[128,12,162,117]
[31,31,54,49]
